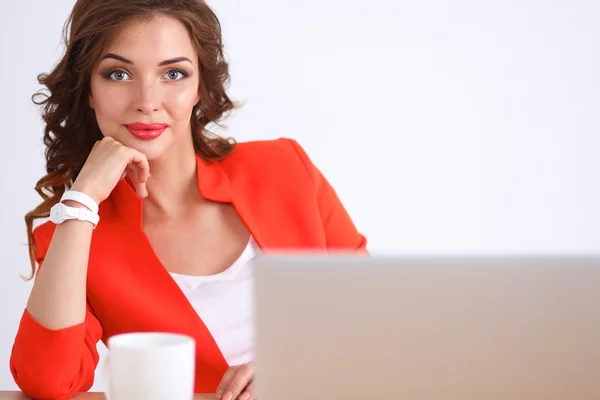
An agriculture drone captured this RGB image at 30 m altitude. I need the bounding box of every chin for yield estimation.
[128,139,171,161]
[107,134,171,161]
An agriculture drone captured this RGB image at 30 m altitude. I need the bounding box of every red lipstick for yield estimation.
[124,123,168,140]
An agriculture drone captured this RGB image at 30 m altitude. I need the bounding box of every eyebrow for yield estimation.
[101,53,193,66]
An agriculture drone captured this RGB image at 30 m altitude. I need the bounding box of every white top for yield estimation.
[168,237,259,366]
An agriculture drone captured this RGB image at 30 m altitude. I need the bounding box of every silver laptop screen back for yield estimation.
[254,256,600,400]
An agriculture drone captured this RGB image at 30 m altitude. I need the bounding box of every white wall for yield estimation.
[1,0,599,391]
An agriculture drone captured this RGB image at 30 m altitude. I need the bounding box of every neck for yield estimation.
[142,142,201,219]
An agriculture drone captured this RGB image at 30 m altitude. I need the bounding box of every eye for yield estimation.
[164,70,188,80]
[107,70,131,81]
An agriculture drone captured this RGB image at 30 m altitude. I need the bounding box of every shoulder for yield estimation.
[225,137,309,164]
[220,137,317,183]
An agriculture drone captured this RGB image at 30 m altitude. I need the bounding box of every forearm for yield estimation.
[26,209,93,329]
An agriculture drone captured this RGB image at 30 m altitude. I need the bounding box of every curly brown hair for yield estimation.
[25,0,237,279]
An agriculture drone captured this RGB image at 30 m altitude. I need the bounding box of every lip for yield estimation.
[124,123,168,140]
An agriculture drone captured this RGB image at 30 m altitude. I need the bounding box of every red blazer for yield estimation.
[10,138,367,400]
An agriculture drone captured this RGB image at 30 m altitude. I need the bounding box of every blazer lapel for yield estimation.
[205,155,326,251]
[104,177,230,385]
[95,150,326,388]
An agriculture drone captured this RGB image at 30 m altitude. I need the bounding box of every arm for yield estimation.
[10,220,103,400]
[11,137,149,399]
[288,139,368,252]
[27,205,93,329]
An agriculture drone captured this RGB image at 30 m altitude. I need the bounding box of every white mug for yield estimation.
[104,332,196,400]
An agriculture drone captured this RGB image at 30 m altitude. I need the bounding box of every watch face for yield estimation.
[50,203,65,223]
[49,202,98,227]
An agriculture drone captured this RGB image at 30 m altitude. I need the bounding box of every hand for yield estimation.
[216,362,254,400]
[71,137,150,204]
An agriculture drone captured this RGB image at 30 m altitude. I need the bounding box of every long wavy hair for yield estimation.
[24,0,237,279]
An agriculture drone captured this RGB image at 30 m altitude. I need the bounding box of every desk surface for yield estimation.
[0,393,214,399]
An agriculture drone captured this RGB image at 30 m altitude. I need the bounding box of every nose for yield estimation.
[133,79,160,114]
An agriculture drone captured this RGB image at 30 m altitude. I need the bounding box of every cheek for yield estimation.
[91,81,130,120]
[164,87,199,121]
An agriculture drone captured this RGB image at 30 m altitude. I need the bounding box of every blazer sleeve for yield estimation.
[10,225,103,400]
[288,139,368,252]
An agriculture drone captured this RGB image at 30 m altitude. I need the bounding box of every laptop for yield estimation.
[253,255,600,400]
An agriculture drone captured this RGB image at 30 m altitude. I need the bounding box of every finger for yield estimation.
[120,170,127,181]
[124,163,147,198]
[129,150,150,183]
[126,150,150,198]
[238,381,254,400]
[222,364,254,400]
[216,366,238,400]
[131,166,148,198]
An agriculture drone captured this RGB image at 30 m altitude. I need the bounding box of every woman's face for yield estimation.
[89,14,201,161]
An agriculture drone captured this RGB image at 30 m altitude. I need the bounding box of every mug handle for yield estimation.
[102,353,112,400]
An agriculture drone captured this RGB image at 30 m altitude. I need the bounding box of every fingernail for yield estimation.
[216,389,223,400]
[223,391,233,400]
[239,393,251,400]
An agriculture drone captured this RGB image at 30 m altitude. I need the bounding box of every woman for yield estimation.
[10,0,367,399]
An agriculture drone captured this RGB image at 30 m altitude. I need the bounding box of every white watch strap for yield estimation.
[61,190,99,214]
[50,203,100,229]
[71,206,100,228]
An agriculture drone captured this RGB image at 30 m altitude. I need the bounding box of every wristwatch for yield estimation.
[49,202,100,228]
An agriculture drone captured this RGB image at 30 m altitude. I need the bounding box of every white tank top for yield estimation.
[168,236,259,366]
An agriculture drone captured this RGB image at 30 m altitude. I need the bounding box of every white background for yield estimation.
[1,0,599,391]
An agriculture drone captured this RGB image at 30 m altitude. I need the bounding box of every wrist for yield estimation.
[69,184,102,206]
[62,200,90,209]
[50,202,100,229]
[61,190,99,214]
